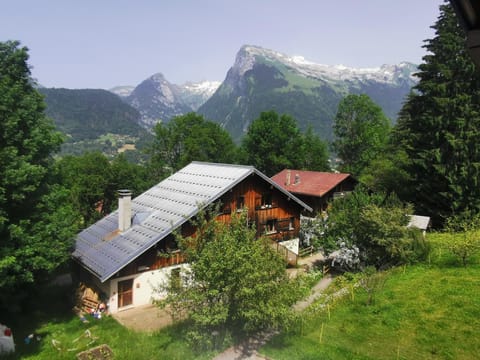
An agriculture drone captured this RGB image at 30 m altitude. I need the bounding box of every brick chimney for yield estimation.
[294,173,300,185]
[118,190,132,232]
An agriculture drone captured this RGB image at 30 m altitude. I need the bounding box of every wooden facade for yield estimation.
[111,173,304,279]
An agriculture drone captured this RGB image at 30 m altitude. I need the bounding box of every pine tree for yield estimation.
[394,3,480,227]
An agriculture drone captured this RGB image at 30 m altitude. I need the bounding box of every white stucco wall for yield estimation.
[106,264,189,313]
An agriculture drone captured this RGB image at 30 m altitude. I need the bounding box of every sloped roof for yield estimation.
[407,215,431,230]
[271,169,353,197]
[73,162,312,282]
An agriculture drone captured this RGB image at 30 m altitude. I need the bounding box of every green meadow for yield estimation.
[4,232,479,359]
[261,233,480,360]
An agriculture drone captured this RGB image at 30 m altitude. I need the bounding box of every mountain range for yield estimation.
[41,45,418,151]
[198,45,417,140]
[111,75,220,128]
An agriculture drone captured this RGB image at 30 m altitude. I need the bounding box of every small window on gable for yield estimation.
[236,195,245,211]
[265,219,277,234]
[262,193,272,208]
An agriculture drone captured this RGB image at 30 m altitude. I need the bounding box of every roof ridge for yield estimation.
[190,161,255,170]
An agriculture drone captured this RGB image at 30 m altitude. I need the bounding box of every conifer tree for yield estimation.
[394,2,480,226]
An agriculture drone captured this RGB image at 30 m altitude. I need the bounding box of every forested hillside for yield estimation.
[40,88,152,156]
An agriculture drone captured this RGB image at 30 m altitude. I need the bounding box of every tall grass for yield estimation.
[261,232,480,359]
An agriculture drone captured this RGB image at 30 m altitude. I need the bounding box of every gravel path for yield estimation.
[212,274,333,360]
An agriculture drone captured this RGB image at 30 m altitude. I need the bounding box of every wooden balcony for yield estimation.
[153,250,186,269]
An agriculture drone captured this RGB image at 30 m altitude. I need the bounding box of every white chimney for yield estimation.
[118,190,132,232]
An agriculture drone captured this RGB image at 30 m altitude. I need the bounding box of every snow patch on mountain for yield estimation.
[240,45,417,85]
[176,80,221,110]
[109,85,135,97]
[181,80,221,95]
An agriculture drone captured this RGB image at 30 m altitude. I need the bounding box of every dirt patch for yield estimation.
[112,304,173,332]
[77,344,113,359]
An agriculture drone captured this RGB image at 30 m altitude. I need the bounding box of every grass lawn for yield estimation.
[2,284,216,360]
[261,233,480,360]
[4,232,479,359]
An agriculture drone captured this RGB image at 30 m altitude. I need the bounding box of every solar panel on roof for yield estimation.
[73,162,310,282]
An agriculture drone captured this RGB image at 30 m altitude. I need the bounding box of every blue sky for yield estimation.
[1,0,444,89]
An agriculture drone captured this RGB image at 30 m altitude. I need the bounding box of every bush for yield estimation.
[444,213,480,267]
[323,188,426,269]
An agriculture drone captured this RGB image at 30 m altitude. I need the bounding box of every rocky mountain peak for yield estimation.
[228,45,417,87]
[198,45,418,142]
[126,73,190,128]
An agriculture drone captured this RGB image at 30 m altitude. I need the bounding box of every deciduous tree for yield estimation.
[242,111,329,176]
[0,41,79,308]
[148,112,238,176]
[158,211,301,349]
[299,126,330,172]
[323,187,426,268]
[332,94,390,177]
[444,213,480,267]
[56,152,153,225]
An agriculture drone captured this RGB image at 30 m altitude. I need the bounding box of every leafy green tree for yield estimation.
[242,111,329,176]
[56,152,112,224]
[359,145,411,198]
[323,186,387,252]
[299,126,330,171]
[0,41,79,308]
[332,94,390,176]
[56,152,153,225]
[158,211,301,349]
[324,187,423,268]
[148,112,238,176]
[106,153,155,209]
[394,3,480,227]
[357,202,416,267]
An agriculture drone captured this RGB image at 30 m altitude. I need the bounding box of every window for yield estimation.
[261,193,272,208]
[289,217,295,230]
[265,219,277,234]
[236,195,245,211]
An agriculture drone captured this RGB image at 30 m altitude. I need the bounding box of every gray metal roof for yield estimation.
[73,162,312,282]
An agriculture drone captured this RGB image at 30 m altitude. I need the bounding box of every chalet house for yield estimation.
[72,162,312,313]
[271,169,358,214]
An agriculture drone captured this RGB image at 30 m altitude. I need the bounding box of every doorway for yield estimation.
[117,278,133,308]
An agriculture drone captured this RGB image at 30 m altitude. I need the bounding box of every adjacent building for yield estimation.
[271,169,357,214]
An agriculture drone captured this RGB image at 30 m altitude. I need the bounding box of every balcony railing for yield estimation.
[154,250,186,269]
